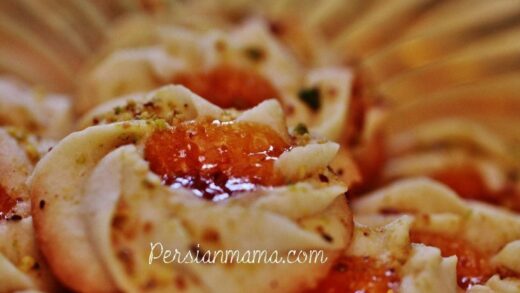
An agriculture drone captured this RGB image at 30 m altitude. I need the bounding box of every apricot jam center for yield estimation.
[309,256,400,293]
[144,119,290,201]
[172,65,279,110]
[430,167,520,211]
[411,231,498,289]
[0,185,16,220]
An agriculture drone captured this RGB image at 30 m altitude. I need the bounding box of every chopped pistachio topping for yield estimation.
[114,106,123,115]
[298,87,321,111]
[18,255,36,272]
[153,119,168,130]
[293,123,309,135]
[243,46,266,62]
[92,97,181,126]
[5,126,42,163]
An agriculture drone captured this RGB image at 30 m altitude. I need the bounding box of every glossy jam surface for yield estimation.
[172,65,279,110]
[0,185,16,220]
[144,119,290,201]
[309,256,400,293]
[411,231,495,289]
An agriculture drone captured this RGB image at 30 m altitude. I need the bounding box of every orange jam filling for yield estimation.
[410,231,500,289]
[0,185,16,220]
[172,65,280,110]
[431,167,491,203]
[430,167,520,211]
[144,119,290,201]
[309,256,400,293]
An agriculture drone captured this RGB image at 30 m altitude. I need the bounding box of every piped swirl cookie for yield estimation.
[309,216,460,293]
[380,118,520,211]
[354,178,520,291]
[0,127,61,293]
[0,78,72,139]
[78,19,352,142]
[31,85,354,292]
